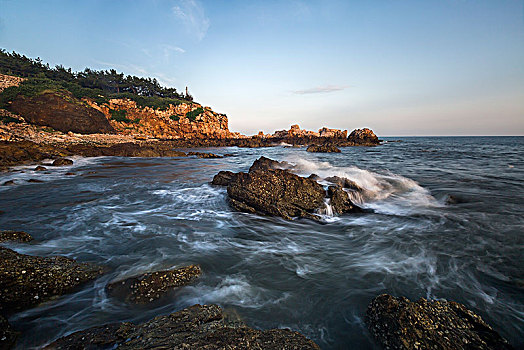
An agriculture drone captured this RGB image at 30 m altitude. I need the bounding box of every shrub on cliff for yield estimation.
[109,109,131,123]
[186,107,204,121]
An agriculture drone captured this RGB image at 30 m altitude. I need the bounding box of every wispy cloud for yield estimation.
[172,0,210,41]
[293,85,349,94]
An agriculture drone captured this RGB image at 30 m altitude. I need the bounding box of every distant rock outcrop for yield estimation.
[347,128,379,145]
[366,294,513,350]
[10,91,114,134]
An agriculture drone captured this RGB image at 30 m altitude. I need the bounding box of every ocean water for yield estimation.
[0,136,522,349]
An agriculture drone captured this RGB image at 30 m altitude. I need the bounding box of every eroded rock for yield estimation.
[348,128,379,145]
[0,247,104,314]
[52,158,73,166]
[211,170,238,186]
[0,230,33,243]
[366,294,513,350]
[106,265,201,304]
[45,304,320,349]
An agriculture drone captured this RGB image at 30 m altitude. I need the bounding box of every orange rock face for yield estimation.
[0,74,24,92]
[86,99,234,140]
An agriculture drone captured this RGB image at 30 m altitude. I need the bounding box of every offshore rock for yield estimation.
[248,156,289,172]
[306,143,341,153]
[327,186,362,214]
[0,315,18,350]
[227,163,326,220]
[347,128,379,145]
[106,265,201,304]
[52,158,73,166]
[187,151,223,158]
[0,230,33,243]
[34,165,47,171]
[0,247,104,314]
[211,170,238,186]
[366,294,513,350]
[10,91,114,134]
[45,304,320,349]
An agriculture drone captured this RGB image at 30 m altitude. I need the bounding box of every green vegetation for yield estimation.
[109,109,131,123]
[0,49,194,110]
[170,115,180,121]
[185,107,205,122]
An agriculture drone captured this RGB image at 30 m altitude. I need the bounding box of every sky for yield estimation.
[0,0,523,136]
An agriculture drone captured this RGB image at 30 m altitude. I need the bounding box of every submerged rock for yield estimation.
[0,230,33,243]
[45,304,320,349]
[0,315,18,349]
[2,180,14,186]
[34,165,47,171]
[366,294,513,350]
[187,151,223,158]
[106,265,201,304]
[0,247,104,314]
[27,179,43,183]
[52,158,73,166]
[306,144,341,153]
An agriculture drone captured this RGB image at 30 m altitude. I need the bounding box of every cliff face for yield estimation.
[87,99,235,139]
[0,74,24,93]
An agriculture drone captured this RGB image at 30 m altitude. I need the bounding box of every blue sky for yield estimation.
[1,0,523,136]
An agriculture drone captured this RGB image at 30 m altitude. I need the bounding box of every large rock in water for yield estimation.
[10,91,114,134]
[0,247,104,314]
[106,265,201,304]
[45,304,320,349]
[366,294,513,350]
[348,128,379,145]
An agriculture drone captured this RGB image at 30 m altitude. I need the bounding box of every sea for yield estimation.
[0,136,522,349]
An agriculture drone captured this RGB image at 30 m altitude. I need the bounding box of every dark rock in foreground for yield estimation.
[0,315,18,350]
[327,186,362,214]
[325,176,363,192]
[0,230,33,243]
[211,170,238,186]
[366,294,513,350]
[306,144,341,153]
[52,158,73,166]
[45,304,320,350]
[0,247,104,314]
[106,265,201,304]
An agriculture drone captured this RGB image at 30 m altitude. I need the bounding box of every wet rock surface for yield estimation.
[211,170,238,186]
[45,304,320,350]
[34,165,47,171]
[52,158,73,166]
[327,186,363,214]
[0,230,33,243]
[106,265,202,304]
[325,175,363,192]
[0,247,104,314]
[306,143,341,153]
[366,294,513,350]
[0,315,18,350]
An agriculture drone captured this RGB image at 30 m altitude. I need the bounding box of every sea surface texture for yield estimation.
[1,136,523,349]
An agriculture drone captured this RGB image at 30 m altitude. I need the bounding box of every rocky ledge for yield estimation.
[45,304,320,349]
[106,265,202,304]
[0,230,33,243]
[0,247,104,314]
[306,143,341,153]
[212,157,363,220]
[366,294,513,350]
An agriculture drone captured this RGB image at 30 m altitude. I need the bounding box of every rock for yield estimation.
[10,91,115,134]
[0,247,104,314]
[65,172,75,176]
[366,294,513,350]
[0,315,18,350]
[52,158,73,166]
[45,304,320,349]
[248,156,288,172]
[325,176,363,192]
[0,230,33,243]
[2,180,14,186]
[306,144,341,153]
[106,265,201,304]
[187,151,223,158]
[347,128,379,145]
[308,174,321,181]
[211,170,238,186]
[327,186,362,214]
[34,165,47,171]
[227,167,326,220]
[27,179,43,183]
[0,141,70,170]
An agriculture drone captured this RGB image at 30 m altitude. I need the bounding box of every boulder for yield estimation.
[45,304,320,349]
[366,294,513,350]
[10,91,114,134]
[0,247,104,314]
[227,168,326,220]
[211,170,238,186]
[27,179,43,183]
[52,158,73,166]
[2,180,14,186]
[327,186,362,214]
[306,144,341,153]
[34,165,47,171]
[347,128,379,145]
[325,176,363,192]
[0,315,18,350]
[106,265,201,304]
[248,156,289,172]
[0,230,33,243]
